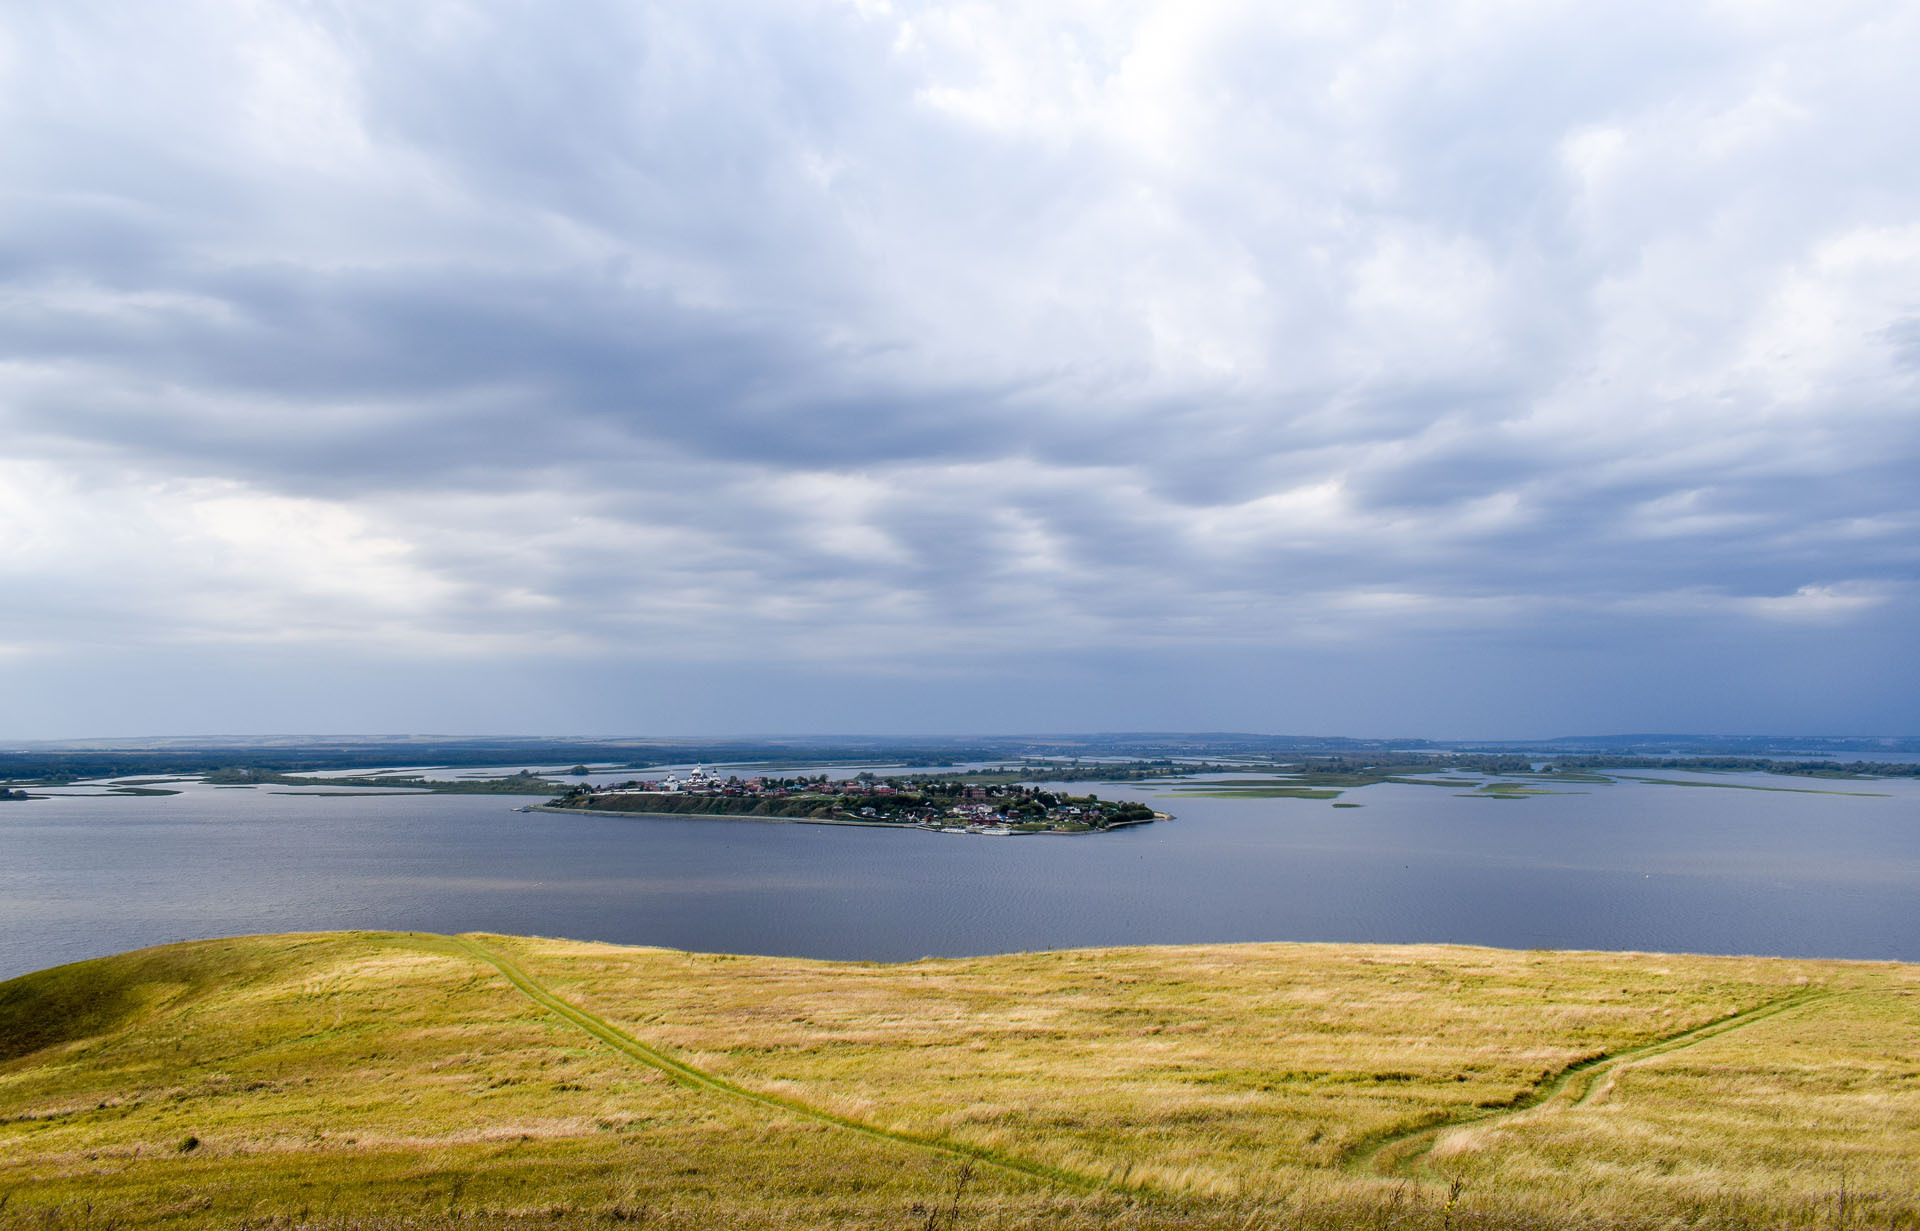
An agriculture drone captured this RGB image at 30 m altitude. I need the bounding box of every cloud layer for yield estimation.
[2,1,1917,736]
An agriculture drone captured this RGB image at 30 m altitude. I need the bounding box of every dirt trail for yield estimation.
[423,931,1834,1195]
[1345,987,1830,1180]
[425,933,1119,1194]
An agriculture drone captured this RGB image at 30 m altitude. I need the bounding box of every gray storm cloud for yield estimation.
[1,0,1916,736]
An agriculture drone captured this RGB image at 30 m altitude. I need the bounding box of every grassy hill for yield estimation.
[0,934,1914,1230]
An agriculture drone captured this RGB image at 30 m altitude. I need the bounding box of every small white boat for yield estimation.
[977,826,1012,836]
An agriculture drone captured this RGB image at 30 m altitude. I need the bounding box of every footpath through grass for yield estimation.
[0,932,1915,1230]
[1343,986,1833,1177]
[441,934,1110,1195]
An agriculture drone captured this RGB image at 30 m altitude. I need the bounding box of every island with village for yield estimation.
[537,766,1165,834]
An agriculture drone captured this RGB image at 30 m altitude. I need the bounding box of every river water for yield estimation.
[2,769,1915,979]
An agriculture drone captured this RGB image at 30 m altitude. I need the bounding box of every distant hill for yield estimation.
[4,731,1914,783]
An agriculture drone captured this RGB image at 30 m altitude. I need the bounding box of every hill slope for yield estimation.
[0,933,1914,1229]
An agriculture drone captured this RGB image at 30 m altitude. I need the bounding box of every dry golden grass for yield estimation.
[1429,986,1920,1214]
[1,931,1914,1230]
[0,934,1054,1228]
[483,937,1873,1190]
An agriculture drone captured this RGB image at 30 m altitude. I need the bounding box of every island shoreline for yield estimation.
[527,803,1169,832]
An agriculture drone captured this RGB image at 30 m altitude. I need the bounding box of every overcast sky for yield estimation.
[2,1,1917,739]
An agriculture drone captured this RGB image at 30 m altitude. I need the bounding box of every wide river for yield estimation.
[2,768,1916,979]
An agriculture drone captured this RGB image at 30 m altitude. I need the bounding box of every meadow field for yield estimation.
[0,932,1913,1229]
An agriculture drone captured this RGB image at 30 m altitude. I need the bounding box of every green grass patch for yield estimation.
[1612,775,1891,797]
[1469,783,1576,798]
